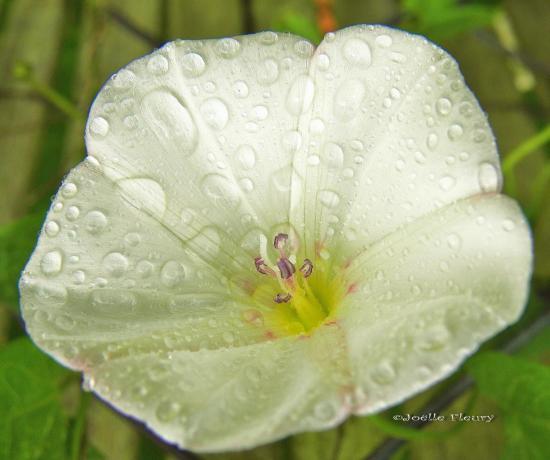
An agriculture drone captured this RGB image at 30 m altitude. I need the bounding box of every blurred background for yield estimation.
[0,0,548,459]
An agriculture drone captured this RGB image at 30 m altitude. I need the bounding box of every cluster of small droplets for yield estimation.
[254,233,313,303]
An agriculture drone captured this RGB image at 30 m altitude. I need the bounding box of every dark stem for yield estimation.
[240,0,255,34]
[105,6,161,48]
[364,311,550,460]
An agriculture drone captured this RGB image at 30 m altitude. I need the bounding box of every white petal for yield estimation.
[338,194,532,413]
[85,32,313,269]
[290,25,501,262]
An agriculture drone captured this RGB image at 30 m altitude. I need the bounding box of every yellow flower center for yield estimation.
[249,234,348,337]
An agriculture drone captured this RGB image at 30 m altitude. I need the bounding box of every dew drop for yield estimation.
[438,175,456,191]
[478,162,500,192]
[62,182,78,198]
[436,97,452,116]
[112,69,135,88]
[124,232,141,247]
[41,250,63,276]
[200,98,229,130]
[180,208,195,225]
[215,38,240,58]
[414,151,426,164]
[294,39,314,57]
[73,270,86,284]
[446,233,462,249]
[45,221,60,237]
[447,123,464,140]
[236,145,256,170]
[286,75,315,115]
[371,361,396,385]
[136,260,154,278]
[426,132,438,150]
[118,177,166,220]
[375,34,392,47]
[416,324,450,351]
[282,130,302,153]
[141,90,198,156]
[201,174,241,209]
[84,210,108,234]
[156,400,181,422]
[310,118,325,134]
[251,105,268,121]
[502,219,515,232]
[55,314,75,331]
[334,79,365,121]
[323,142,344,169]
[240,177,255,191]
[343,38,372,67]
[147,54,169,75]
[319,190,340,208]
[89,117,109,136]
[103,252,128,277]
[316,53,330,71]
[160,260,185,287]
[233,80,249,98]
[66,205,80,221]
[257,59,279,85]
[259,31,278,45]
[180,52,206,77]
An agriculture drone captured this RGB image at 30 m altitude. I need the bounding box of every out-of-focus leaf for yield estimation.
[272,11,322,44]
[0,338,71,460]
[0,213,43,310]
[402,0,497,40]
[467,352,550,460]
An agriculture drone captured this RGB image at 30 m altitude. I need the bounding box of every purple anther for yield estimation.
[273,233,289,250]
[277,257,295,279]
[254,257,276,276]
[299,258,313,278]
[274,292,292,303]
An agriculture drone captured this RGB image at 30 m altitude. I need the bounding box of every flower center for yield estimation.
[252,233,346,336]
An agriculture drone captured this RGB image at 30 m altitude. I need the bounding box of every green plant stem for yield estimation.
[503,124,550,196]
[70,391,91,460]
[13,63,83,121]
[527,163,550,221]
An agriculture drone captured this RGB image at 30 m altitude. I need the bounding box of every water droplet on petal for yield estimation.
[89,117,109,137]
[45,221,60,237]
[502,219,515,231]
[436,97,452,116]
[180,52,206,77]
[156,400,181,422]
[375,34,392,47]
[294,40,314,57]
[233,80,249,98]
[286,75,315,115]
[438,175,456,191]
[200,98,229,130]
[447,123,464,140]
[84,210,108,234]
[236,145,256,170]
[316,53,330,71]
[343,38,372,67]
[41,250,63,276]
[478,162,500,192]
[334,79,365,121]
[215,38,240,58]
[66,205,80,221]
[118,177,166,220]
[103,252,129,277]
[426,132,438,150]
[147,54,169,75]
[319,190,340,208]
[324,142,344,169]
[371,361,396,385]
[62,182,78,198]
[282,130,302,153]
[257,59,279,85]
[160,260,185,287]
[446,233,462,249]
[201,174,241,209]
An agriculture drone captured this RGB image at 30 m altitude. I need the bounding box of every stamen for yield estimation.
[273,233,288,250]
[277,257,295,279]
[300,258,313,278]
[274,292,292,303]
[254,257,276,277]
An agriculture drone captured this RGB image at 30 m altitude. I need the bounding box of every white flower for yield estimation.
[20,25,532,452]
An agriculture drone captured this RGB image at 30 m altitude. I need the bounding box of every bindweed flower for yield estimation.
[20,25,532,452]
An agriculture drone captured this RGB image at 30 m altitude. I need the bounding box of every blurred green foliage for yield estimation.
[0,0,548,459]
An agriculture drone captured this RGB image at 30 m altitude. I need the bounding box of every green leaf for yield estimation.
[402,0,497,40]
[0,213,43,310]
[0,338,71,460]
[467,352,550,460]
